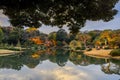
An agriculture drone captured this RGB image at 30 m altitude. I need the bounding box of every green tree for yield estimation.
[88,30,101,43]
[69,40,82,50]
[76,33,91,48]
[109,30,120,48]
[0,28,4,43]
[56,29,68,41]
[6,27,24,45]
[94,30,112,47]
[22,28,40,42]
[48,32,57,40]
[0,0,118,33]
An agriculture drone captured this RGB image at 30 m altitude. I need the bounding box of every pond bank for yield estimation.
[84,48,120,60]
[0,49,23,56]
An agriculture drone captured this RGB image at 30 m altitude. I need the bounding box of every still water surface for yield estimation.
[0,49,120,80]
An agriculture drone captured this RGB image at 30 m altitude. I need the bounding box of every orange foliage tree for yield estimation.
[30,37,43,45]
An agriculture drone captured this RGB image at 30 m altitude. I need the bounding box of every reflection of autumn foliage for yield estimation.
[30,37,44,45]
[31,50,45,59]
[46,48,56,55]
[69,52,83,65]
[32,53,40,59]
[31,49,57,59]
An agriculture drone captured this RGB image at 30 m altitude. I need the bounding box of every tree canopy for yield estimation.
[0,0,119,33]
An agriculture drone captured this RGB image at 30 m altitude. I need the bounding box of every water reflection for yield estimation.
[0,49,120,80]
[101,59,120,75]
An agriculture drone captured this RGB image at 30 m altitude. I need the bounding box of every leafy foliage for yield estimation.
[69,40,82,50]
[29,37,43,45]
[56,29,68,41]
[0,0,119,33]
[94,30,120,48]
[110,49,120,56]
[0,28,4,43]
[76,32,91,47]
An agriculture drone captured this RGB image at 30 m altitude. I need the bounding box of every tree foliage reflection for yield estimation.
[0,49,120,75]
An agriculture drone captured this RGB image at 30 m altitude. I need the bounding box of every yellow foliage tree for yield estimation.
[26,27,37,32]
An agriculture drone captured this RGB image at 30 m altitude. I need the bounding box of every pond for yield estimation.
[0,49,120,80]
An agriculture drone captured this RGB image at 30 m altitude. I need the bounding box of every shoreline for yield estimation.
[0,49,23,55]
[0,48,120,60]
[84,48,120,60]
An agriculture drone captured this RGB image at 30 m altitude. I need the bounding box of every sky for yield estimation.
[81,0,120,31]
[0,1,120,34]
[0,60,120,80]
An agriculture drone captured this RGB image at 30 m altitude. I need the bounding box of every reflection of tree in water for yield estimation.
[55,49,69,67]
[0,54,23,70]
[0,50,41,70]
[29,49,70,67]
[69,51,87,66]
[21,53,40,69]
[48,49,69,67]
[69,53,120,75]
[101,59,120,75]
[0,49,120,75]
[69,51,106,66]
[85,56,106,65]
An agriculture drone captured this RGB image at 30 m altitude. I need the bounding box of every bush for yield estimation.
[104,47,109,49]
[103,46,110,50]
[109,49,120,56]
[86,48,92,51]
[80,46,86,50]
[76,47,81,50]
[75,47,86,50]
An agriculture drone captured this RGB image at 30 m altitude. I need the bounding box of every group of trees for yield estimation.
[0,0,119,49]
[48,29,120,49]
[49,29,120,49]
[94,30,120,49]
[0,26,120,49]
[0,27,44,47]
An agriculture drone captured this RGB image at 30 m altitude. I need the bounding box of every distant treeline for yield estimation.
[0,26,120,49]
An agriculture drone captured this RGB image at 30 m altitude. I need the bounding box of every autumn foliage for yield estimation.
[26,27,37,32]
[30,37,43,45]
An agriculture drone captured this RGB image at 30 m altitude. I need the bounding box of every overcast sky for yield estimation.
[0,1,120,34]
